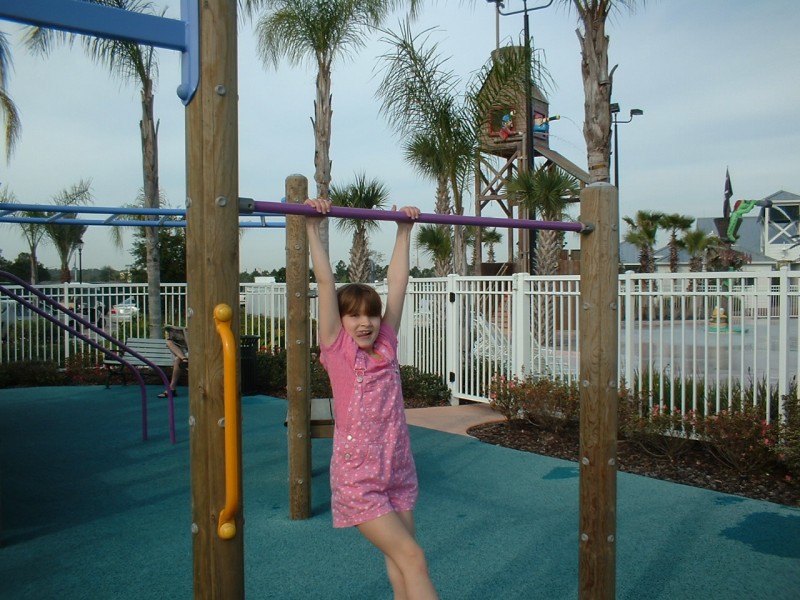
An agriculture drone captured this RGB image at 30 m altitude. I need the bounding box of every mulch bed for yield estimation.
[466,420,799,508]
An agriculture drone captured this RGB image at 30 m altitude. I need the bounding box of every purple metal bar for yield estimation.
[0,272,176,443]
[251,200,590,233]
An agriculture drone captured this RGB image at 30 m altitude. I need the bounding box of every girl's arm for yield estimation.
[304,199,341,347]
[382,205,420,333]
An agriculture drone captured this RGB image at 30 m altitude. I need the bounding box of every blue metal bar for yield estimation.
[0,0,199,104]
[0,0,186,50]
[0,202,286,228]
[178,0,199,103]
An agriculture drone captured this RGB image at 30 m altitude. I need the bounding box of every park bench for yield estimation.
[103,337,175,388]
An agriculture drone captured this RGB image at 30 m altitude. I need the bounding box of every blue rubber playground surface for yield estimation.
[1,386,798,599]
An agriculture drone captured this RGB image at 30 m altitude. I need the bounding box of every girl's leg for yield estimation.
[382,511,419,599]
[357,512,438,600]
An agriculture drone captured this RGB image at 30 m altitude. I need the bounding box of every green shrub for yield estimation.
[253,348,449,407]
[775,382,800,477]
[255,346,287,396]
[0,360,67,388]
[309,348,332,398]
[400,365,451,407]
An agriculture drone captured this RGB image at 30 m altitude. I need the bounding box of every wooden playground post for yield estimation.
[285,175,312,519]
[578,182,620,599]
[185,0,244,597]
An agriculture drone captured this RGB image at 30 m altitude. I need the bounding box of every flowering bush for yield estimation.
[488,374,524,421]
[64,353,108,385]
[621,400,699,462]
[488,373,579,433]
[775,389,800,477]
[697,403,780,476]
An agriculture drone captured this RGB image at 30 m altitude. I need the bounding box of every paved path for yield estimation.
[405,402,504,436]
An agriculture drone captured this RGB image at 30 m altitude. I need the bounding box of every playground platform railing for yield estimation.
[1,269,798,421]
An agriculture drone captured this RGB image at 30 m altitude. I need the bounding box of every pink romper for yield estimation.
[320,324,418,528]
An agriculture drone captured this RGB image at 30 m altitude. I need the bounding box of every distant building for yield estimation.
[628,190,800,274]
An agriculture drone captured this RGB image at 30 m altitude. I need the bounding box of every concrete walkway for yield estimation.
[405,402,505,436]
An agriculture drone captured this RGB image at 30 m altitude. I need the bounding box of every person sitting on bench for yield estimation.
[159,325,188,398]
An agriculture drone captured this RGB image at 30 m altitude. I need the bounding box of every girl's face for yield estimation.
[341,311,381,352]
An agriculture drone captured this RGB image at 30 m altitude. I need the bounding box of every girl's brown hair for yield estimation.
[337,283,382,318]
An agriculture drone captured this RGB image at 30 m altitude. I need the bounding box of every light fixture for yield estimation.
[611,104,644,188]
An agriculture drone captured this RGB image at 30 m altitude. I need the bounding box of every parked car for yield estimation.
[110,297,140,323]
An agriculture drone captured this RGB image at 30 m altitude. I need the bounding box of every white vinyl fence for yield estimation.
[2,270,798,419]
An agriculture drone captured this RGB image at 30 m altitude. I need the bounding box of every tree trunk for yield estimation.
[60,263,71,283]
[349,227,370,283]
[28,244,38,284]
[451,183,467,276]
[434,255,449,278]
[314,61,333,254]
[576,18,612,184]
[433,176,454,275]
[140,77,163,338]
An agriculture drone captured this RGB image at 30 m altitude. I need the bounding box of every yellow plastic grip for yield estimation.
[214,303,240,540]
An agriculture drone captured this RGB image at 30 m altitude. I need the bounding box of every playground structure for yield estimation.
[0,2,620,599]
[474,45,591,275]
[0,269,176,443]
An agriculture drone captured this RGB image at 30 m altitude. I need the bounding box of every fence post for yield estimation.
[399,278,415,366]
[622,272,634,389]
[511,272,528,380]
[445,274,459,404]
[778,266,789,416]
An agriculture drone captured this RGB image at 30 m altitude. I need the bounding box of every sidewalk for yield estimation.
[405,402,504,436]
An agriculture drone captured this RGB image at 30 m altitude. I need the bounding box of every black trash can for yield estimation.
[240,335,261,395]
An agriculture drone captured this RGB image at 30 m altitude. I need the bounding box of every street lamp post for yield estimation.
[77,239,84,284]
[610,103,644,188]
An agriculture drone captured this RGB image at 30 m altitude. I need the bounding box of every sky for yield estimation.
[1,0,799,274]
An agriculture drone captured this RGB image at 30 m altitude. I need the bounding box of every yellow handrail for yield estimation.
[214,303,240,540]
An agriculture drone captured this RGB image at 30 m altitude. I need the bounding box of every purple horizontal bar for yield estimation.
[252,201,588,233]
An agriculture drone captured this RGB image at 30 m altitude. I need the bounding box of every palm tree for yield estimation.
[660,213,694,273]
[560,1,643,183]
[0,31,21,161]
[42,180,93,283]
[26,0,166,338]
[403,131,454,273]
[507,165,579,276]
[242,0,396,255]
[683,229,713,274]
[482,228,503,263]
[415,224,451,277]
[2,186,47,284]
[682,229,714,318]
[623,210,664,273]
[376,23,477,276]
[705,235,751,273]
[329,173,389,283]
